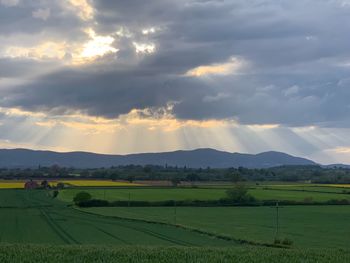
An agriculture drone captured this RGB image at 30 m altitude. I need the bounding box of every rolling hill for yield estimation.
[0,148,317,168]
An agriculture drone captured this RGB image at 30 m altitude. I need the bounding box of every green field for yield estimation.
[0,244,348,263]
[0,186,349,262]
[0,189,236,246]
[58,185,350,203]
[57,184,350,249]
[84,205,350,248]
[59,188,226,202]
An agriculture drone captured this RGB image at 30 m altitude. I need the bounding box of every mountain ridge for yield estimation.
[0,148,320,169]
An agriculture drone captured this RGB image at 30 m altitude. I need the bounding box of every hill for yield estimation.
[0,148,316,168]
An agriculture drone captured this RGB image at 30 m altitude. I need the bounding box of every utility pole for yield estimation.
[275,201,279,239]
[270,201,283,241]
[174,200,177,225]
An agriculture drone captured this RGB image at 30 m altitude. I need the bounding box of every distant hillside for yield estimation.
[0,148,317,168]
[322,164,350,169]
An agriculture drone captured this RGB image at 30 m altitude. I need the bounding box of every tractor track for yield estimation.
[49,209,194,246]
[39,208,80,245]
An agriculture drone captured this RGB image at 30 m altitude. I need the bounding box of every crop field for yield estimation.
[0,244,348,263]
[58,184,350,203]
[0,180,143,189]
[85,205,350,248]
[0,181,25,189]
[58,188,226,202]
[0,189,236,246]
[0,187,349,262]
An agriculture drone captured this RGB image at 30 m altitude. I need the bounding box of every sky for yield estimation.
[0,0,350,164]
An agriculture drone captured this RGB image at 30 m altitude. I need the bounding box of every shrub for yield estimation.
[274,238,281,244]
[327,199,349,205]
[78,199,110,207]
[225,183,255,203]
[73,191,92,204]
[52,190,59,198]
[303,197,313,203]
[171,177,181,187]
[282,238,293,246]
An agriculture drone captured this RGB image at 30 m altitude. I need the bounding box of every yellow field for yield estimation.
[0,180,143,189]
[60,180,143,187]
[0,181,25,189]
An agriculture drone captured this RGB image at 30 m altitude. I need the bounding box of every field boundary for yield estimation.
[259,187,350,195]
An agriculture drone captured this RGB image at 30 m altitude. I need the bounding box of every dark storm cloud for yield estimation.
[0,66,211,118]
[1,0,350,127]
[0,0,87,40]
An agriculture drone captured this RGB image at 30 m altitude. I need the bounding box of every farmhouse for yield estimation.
[24,180,39,190]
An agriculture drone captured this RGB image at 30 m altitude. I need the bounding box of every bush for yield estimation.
[274,238,281,244]
[52,190,59,198]
[225,183,255,203]
[303,197,313,203]
[73,191,92,204]
[327,199,349,205]
[282,238,293,246]
[171,177,181,187]
[78,199,110,207]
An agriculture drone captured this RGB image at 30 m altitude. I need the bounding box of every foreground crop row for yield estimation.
[0,244,348,263]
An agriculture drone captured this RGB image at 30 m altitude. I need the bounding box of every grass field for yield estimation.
[0,244,348,263]
[0,187,349,262]
[58,185,350,203]
[59,188,226,202]
[0,189,236,246]
[57,183,350,248]
[84,205,350,248]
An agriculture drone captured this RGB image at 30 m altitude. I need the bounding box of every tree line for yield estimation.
[0,164,349,184]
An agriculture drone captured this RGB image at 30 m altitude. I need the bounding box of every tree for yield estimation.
[225,170,241,183]
[225,183,255,203]
[73,191,92,204]
[109,172,120,181]
[127,175,135,183]
[186,173,200,186]
[52,190,59,198]
[143,166,152,174]
[41,180,49,189]
[171,177,181,187]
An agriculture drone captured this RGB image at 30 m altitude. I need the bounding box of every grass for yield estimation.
[84,205,350,248]
[0,185,348,262]
[325,184,350,188]
[0,189,237,246]
[58,185,350,203]
[59,188,227,202]
[250,188,350,202]
[0,244,348,263]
